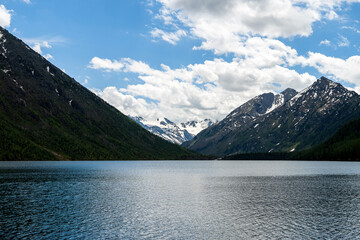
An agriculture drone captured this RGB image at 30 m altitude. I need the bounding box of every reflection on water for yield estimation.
[1,161,360,239]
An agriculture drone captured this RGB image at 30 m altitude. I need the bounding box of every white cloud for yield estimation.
[24,37,66,60]
[0,5,12,28]
[150,28,186,45]
[44,54,54,60]
[92,87,156,119]
[324,10,339,20]
[319,39,331,46]
[89,56,315,122]
[30,41,51,54]
[28,40,54,60]
[90,0,360,122]
[88,57,124,71]
[157,0,320,39]
[83,76,89,84]
[23,0,31,4]
[150,0,360,55]
[300,52,360,86]
[342,26,360,34]
[337,35,350,47]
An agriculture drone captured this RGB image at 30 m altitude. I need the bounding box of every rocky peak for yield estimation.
[131,116,214,144]
[281,88,298,101]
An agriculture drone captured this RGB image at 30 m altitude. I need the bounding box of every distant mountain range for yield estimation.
[183,77,360,157]
[131,116,214,144]
[0,27,200,160]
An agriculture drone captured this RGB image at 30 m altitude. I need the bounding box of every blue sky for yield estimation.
[1,0,360,122]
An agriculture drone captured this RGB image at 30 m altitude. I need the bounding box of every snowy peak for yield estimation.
[225,88,297,122]
[281,88,298,102]
[180,119,214,136]
[131,116,214,144]
[185,76,360,157]
[288,76,356,107]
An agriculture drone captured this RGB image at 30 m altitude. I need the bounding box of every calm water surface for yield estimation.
[1,161,360,239]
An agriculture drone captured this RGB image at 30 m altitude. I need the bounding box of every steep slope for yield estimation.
[183,88,298,155]
[131,117,213,144]
[223,117,360,161]
[185,77,360,157]
[294,117,360,160]
[0,27,200,160]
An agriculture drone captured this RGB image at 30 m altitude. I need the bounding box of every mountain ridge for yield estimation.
[131,116,213,144]
[0,27,200,160]
[184,77,360,157]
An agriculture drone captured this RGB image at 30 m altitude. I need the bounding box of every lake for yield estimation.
[1,161,360,239]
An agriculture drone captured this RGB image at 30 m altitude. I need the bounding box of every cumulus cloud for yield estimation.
[26,40,54,60]
[90,0,360,122]
[92,87,156,119]
[0,5,12,28]
[157,0,320,39]
[30,41,51,54]
[299,52,360,86]
[149,0,360,55]
[89,56,315,122]
[24,37,66,60]
[88,57,124,71]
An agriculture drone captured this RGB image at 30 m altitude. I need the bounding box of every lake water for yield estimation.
[1,161,360,239]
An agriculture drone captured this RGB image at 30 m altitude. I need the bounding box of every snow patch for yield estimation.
[289,85,312,106]
[329,81,338,88]
[12,79,25,92]
[0,34,7,58]
[46,66,55,77]
[290,148,296,152]
[132,116,214,144]
[266,94,284,114]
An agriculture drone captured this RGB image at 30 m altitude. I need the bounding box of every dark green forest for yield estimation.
[223,117,360,161]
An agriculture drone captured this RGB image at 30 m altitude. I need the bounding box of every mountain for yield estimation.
[131,116,213,144]
[0,27,200,160]
[294,117,360,160]
[183,88,298,154]
[223,117,360,161]
[180,119,214,136]
[184,77,360,157]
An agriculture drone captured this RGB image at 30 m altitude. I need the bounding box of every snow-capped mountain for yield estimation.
[183,77,360,157]
[219,88,298,131]
[131,117,214,145]
[179,119,214,136]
